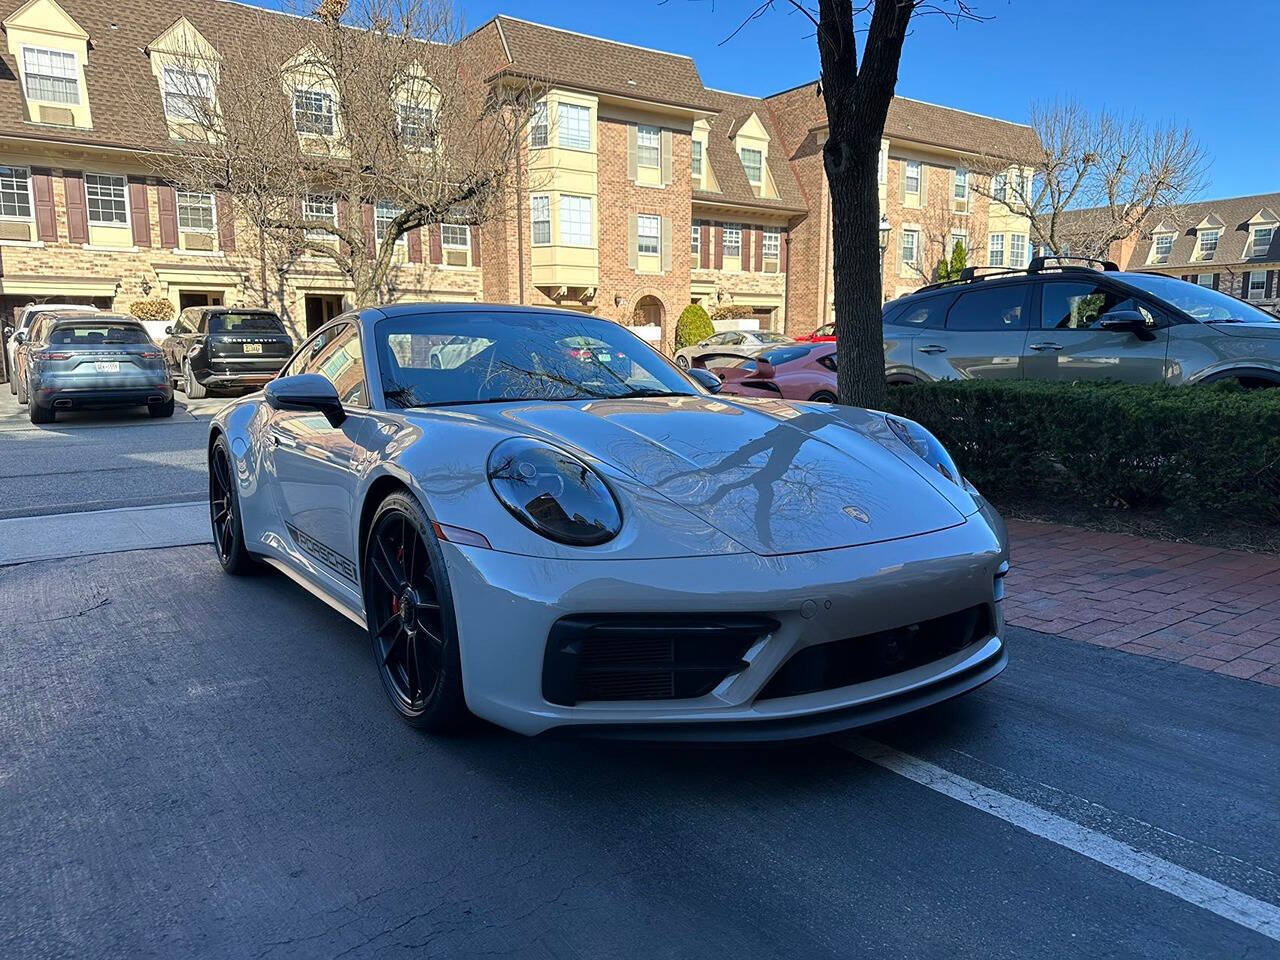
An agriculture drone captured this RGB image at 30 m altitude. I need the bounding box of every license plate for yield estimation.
[244,343,263,354]
[94,361,120,373]
[597,352,611,362]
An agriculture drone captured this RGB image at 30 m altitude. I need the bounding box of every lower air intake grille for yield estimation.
[758,603,992,700]
[543,614,779,706]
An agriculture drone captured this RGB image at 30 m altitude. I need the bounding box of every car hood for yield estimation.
[1211,321,1280,340]
[476,395,966,556]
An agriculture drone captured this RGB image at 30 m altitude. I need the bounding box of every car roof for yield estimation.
[191,306,280,316]
[49,313,141,325]
[365,302,602,323]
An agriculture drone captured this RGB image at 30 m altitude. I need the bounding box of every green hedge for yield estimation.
[884,379,1280,526]
[674,304,713,349]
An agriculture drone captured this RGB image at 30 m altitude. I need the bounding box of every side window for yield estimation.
[725,332,746,345]
[302,323,367,407]
[818,353,837,372]
[886,297,946,329]
[1040,282,1161,330]
[281,327,332,379]
[705,332,730,345]
[946,285,1029,332]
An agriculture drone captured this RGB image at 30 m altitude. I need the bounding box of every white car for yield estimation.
[208,304,1009,739]
[673,328,794,369]
[6,303,98,395]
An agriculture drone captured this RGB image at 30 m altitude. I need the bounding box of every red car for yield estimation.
[795,322,835,343]
[697,343,838,403]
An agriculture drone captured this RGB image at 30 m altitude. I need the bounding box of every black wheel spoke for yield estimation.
[403,633,421,701]
[371,535,407,594]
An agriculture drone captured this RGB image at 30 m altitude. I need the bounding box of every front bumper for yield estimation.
[443,517,1007,739]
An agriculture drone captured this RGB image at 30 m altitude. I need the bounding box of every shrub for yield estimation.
[884,379,1280,527]
[709,304,754,324]
[675,303,714,349]
[129,298,175,325]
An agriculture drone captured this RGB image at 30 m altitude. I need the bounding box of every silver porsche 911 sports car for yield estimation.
[208,303,1009,740]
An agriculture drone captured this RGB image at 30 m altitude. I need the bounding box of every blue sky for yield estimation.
[453,0,1277,199]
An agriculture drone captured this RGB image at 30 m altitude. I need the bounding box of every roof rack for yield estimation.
[914,255,1120,294]
[1027,255,1119,272]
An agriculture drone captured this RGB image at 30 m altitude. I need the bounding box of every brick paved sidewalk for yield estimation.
[1004,519,1280,685]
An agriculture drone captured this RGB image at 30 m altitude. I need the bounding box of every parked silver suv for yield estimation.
[883,259,1280,387]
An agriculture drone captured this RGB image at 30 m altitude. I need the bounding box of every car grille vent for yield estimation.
[758,603,992,701]
[543,614,779,706]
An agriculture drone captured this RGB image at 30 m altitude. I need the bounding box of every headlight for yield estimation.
[487,437,622,546]
[885,415,962,486]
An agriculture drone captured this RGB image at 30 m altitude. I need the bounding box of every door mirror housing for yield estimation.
[265,373,346,427]
[12,329,26,345]
[164,325,174,336]
[1098,310,1156,340]
[687,367,722,393]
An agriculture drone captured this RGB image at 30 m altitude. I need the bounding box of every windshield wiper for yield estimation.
[1204,318,1245,324]
[609,387,690,399]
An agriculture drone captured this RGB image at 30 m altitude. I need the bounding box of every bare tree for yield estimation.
[142,0,535,307]
[973,100,1208,262]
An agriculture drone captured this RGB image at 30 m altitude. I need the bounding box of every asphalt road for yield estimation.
[0,393,223,519]
[2,544,1277,959]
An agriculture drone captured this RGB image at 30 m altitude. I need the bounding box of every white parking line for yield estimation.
[841,735,1280,943]
[0,501,210,565]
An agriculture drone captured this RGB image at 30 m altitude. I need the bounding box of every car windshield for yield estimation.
[49,323,150,344]
[376,311,699,408]
[753,332,792,344]
[1121,274,1280,324]
[211,312,286,334]
[757,344,814,366]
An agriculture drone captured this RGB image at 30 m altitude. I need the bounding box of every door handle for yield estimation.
[270,430,298,449]
[1029,342,1063,351]
[918,344,947,354]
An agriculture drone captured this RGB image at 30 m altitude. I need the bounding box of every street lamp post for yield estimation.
[878,216,891,301]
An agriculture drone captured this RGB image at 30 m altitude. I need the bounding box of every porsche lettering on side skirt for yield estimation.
[285,522,357,582]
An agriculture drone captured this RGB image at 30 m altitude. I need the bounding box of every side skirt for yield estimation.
[261,556,368,629]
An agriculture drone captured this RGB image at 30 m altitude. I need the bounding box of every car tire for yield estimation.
[676,354,690,370]
[184,361,207,399]
[149,397,175,418]
[28,399,54,424]
[809,391,837,403]
[208,434,259,575]
[363,491,468,733]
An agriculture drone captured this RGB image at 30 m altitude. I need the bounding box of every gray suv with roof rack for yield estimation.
[882,256,1280,387]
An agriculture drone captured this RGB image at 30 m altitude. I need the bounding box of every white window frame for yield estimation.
[691,140,703,179]
[303,193,337,237]
[949,231,968,257]
[1198,229,1219,260]
[1196,274,1213,287]
[988,233,1005,267]
[762,227,780,260]
[904,160,921,195]
[953,168,968,202]
[691,221,701,256]
[1152,233,1173,262]
[529,100,548,149]
[722,224,742,258]
[740,147,763,185]
[21,46,80,105]
[530,194,550,246]
[0,165,33,221]
[636,125,660,168]
[878,145,887,184]
[374,201,406,246]
[1010,233,1028,268]
[901,227,919,266]
[557,103,590,151]
[441,223,470,249]
[636,214,660,256]
[992,172,1007,203]
[293,88,336,136]
[1246,270,1266,301]
[84,173,128,227]
[162,67,214,123]
[397,102,435,150]
[559,194,592,247]
[1251,225,1274,259]
[176,190,216,233]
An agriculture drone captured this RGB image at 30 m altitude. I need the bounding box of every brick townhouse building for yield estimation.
[1069,192,1280,313]
[0,0,1035,354]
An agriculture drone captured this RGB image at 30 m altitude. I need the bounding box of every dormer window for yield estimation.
[740,147,763,185]
[397,102,434,149]
[162,67,214,122]
[23,47,79,104]
[294,89,335,136]
[1251,224,1274,259]
[691,140,702,179]
[1198,229,1219,260]
[1152,233,1173,263]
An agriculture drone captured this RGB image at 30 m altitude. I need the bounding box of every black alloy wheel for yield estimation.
[209,435,256,574]
[364,493,467,731]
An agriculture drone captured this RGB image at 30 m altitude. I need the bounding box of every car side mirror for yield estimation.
[13,330,26,345]
[1098,310,1155,340]
[164,325,174,335]
[687,367,721,393]
[2,325,12,339]
[265,373,346,427]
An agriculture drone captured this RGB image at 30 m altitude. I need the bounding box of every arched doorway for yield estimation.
[631,294,664,346]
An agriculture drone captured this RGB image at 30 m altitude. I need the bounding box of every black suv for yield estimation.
[882,257,1280,387]
[162,307,294,397]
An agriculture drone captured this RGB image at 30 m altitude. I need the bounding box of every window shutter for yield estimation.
[428,223,442,264]
[628,214,638,270]
[31,168,57,242]
[408,226,423,263]
[362,202,375,256]
[699,222,710,269]
[754,229,764,271]
[779,230,788,273]
[742,229,752,272]
[1212,273,1220,290]
[1180,274,1190,282]
[337,197,352,255]
[660,216,671,273]
[470,226,482,267]
[216,192,235,252]
[63,171,88,244]
[714,224,723,269]
[1267,270,1276,300]
[127,179,151,247]
[157,185,178,248]
[660,129,673,185]
[626,125,638,181]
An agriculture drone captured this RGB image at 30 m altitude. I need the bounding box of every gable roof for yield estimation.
[474,15,716,112]
[694,88,805,213]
